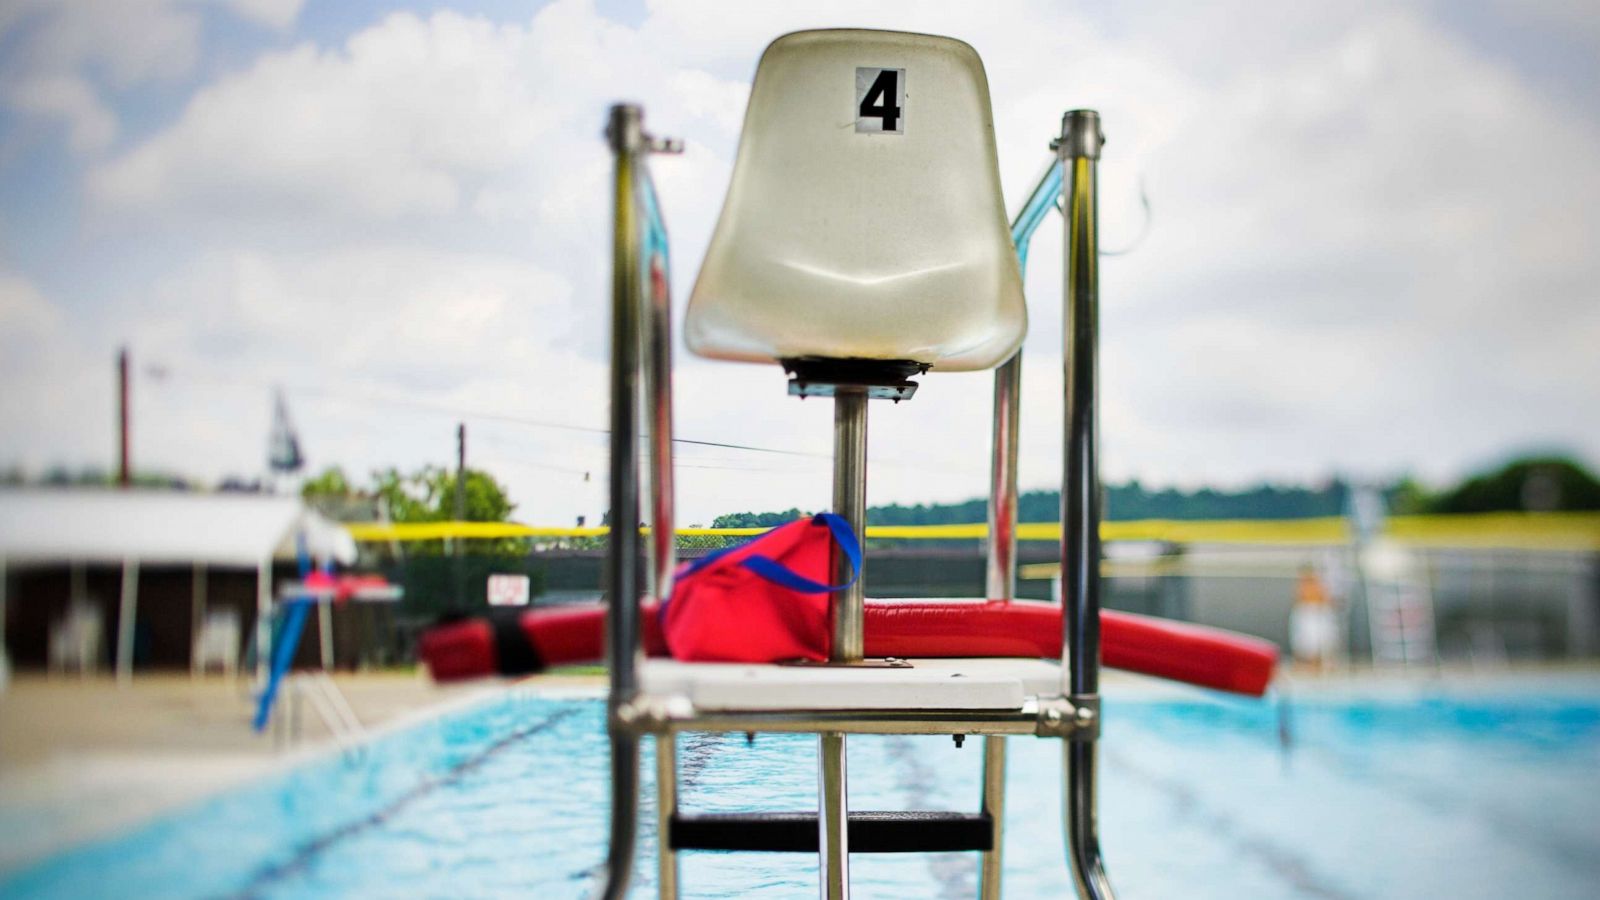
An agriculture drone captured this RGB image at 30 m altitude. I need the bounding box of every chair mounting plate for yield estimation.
[781,358,927,402]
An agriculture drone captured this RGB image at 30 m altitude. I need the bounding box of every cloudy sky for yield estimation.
[1,0,1597,526]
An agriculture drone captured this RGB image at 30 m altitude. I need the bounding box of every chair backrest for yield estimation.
[686,29,1026,375]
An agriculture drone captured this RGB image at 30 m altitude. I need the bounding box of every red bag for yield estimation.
[660,513,861,663]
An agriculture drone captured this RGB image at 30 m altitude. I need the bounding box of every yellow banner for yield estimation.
[344,512,1600,551]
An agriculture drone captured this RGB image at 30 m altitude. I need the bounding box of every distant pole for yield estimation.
[455,423,467,523]
[118,347,131,488]
[453,423,466,609]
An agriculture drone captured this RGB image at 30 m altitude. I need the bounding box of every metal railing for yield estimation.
[599,101,681,900]
[1058,108,1114,900]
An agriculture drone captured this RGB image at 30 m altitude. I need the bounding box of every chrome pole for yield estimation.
[655,734,680,900]
[979,735,1008,899]
[821,389,866,898]
[1059,108,1114,900]
[818,731,850,900]
[832,391,868,661]
[598,101,646,900]
[985,353,1021,602]
[643,179,676,604]
[989,156,1066,603]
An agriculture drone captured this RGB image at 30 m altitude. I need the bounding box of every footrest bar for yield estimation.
[670,811,993,853]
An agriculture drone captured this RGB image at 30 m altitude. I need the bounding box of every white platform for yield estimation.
[639,657,1063,712]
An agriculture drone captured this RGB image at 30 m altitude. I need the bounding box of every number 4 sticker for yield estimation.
[855,67,904,134]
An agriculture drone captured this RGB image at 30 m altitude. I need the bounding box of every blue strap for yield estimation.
[253,535,317,732]
[739,513,861,594]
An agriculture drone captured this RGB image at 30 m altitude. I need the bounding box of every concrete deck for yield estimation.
[0,671,511,872]
[3,663,1586,875]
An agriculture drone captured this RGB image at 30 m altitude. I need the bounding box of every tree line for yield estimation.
[710,455,1600,528]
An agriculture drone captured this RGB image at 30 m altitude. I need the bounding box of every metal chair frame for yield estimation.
[597,102,1112,900]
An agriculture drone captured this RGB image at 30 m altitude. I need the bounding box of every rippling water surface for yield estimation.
[4,678,1598,899]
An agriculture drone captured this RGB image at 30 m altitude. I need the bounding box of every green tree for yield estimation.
[363,465,540,611]
[711,507,811,528]
[1428,456,1600,513]
[1384,476,1434,515]
[367,465,522,557]
[370,465,515,524]
[301,466,354,499]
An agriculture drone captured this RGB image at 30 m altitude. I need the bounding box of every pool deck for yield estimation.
[0,671,531,872]
[2,663,1592,875]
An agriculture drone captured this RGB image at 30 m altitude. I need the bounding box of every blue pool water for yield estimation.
[3,678,1598,898]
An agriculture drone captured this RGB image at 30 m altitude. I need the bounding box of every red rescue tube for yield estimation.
[421,599,1278,696]
[418,605,668,681]
[865,601,1278,697]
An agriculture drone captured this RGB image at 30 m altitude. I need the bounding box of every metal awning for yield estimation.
[0,488,357,686]
[0,488,355,567]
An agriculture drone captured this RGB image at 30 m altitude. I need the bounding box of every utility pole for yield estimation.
[455,422,467,522]
[453,422,466,608]
[117,346,131,488]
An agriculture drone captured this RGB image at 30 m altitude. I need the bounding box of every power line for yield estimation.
[145,362,832,459]
[144,360,985,478]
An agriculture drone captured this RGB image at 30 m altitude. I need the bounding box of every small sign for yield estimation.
[855,67,905,134]
[487,573,531,607]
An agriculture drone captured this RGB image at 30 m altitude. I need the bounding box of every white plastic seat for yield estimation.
[641,656,1063,712]
[687,29,1026,372]
[192,609,241,677]
[49,601,103,675]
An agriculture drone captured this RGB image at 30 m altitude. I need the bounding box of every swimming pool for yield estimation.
[3,677,1597,898]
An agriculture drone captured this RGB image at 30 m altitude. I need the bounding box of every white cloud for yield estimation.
[1,0,201,89]
[0,272,112,476]
[137,244,574,384]
[0,0,306,158]
[86,2,738,224]
[1097,9,1600,487]
[0,272,62,346]
[3,74,118,153]
[6,1,1600,522]
[91,15,526,218]
[226,0,304,31]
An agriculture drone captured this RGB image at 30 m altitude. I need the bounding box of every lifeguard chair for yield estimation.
[599,29,1114,899]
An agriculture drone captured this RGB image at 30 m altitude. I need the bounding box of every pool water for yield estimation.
[3,679,1598,898]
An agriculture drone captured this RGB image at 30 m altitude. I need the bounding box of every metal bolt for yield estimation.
[953,734,965,749]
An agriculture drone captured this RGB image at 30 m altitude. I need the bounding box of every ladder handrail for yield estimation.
[598,101,679,900]
[1060,108,1115,900]
[986,157,1065,603]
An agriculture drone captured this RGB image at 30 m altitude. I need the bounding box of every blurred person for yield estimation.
[1291,565,1339,673]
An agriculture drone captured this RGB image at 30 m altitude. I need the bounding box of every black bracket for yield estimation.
[781,357,929,402]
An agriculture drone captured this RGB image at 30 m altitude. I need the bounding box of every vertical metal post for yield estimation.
[1,556,10,688]
[989,155,1066,604]
[979,735,1008,899]
[599,101,646,900]
[986,353,1021,601]
[1060,108,1114,900]
[822,389,866,899]
[318,598,334,671]
[832,392,867,662]
[453,422,466,608]
[191,563,206,679]
[116,557,139,687]
[655,734,680,900]
[256,557,271,689]
[645,222,677,603]
[818,731,850,900]
[117,347,130,488]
